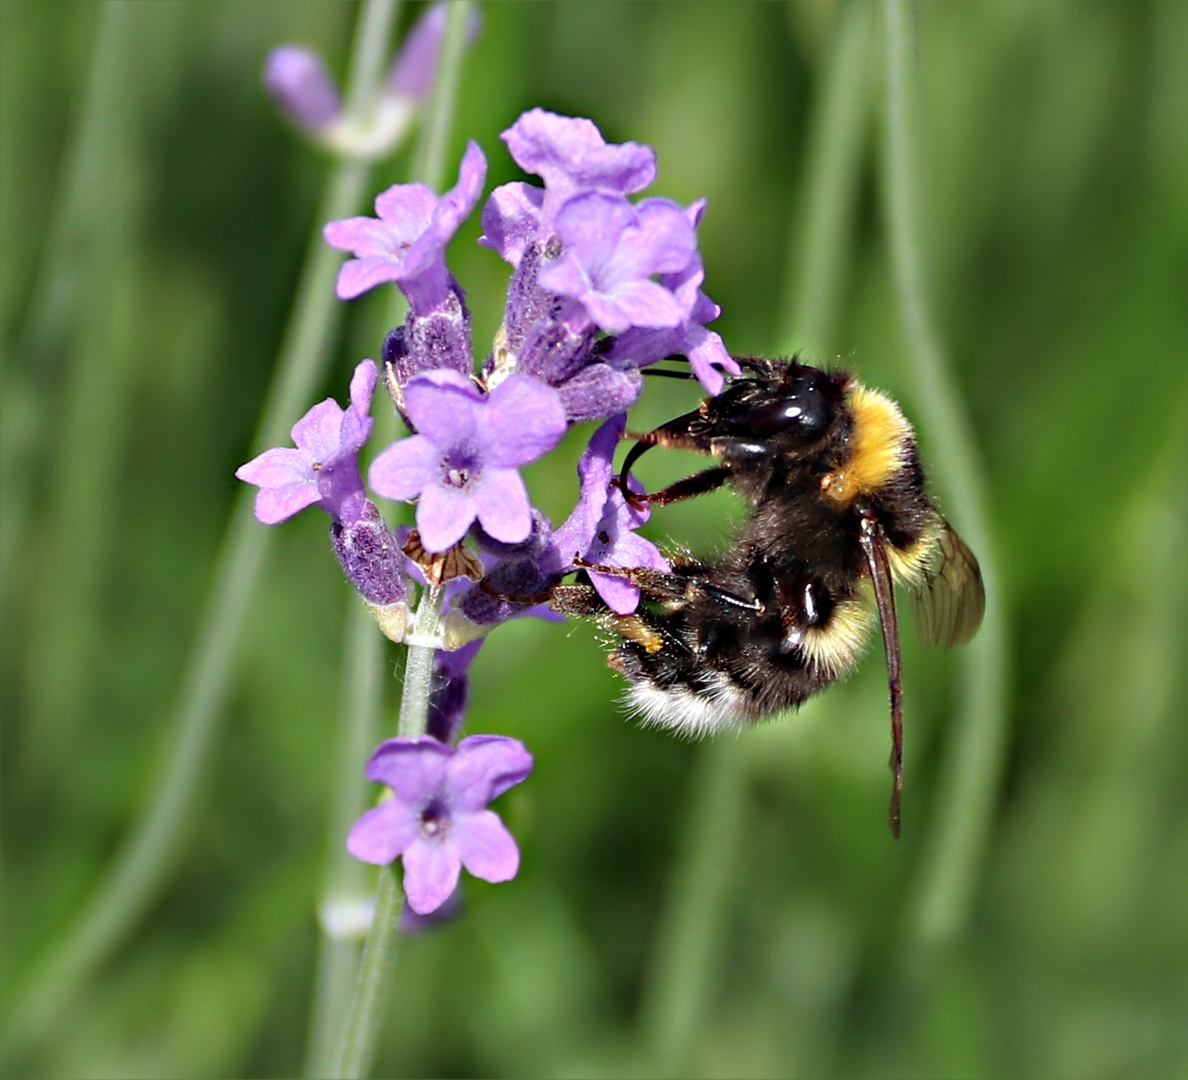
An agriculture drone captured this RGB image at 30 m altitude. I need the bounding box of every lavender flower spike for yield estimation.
[236,359,377,525]
[348,735,533,914]
[323,141,486,311]
[369,371,566,553]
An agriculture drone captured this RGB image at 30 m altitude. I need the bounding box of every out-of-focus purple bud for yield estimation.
[387,3,482,101]
[264,45,342,133]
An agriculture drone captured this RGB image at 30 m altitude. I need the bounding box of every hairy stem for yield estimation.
[324,4,474,1072]
[304,601,387,1078]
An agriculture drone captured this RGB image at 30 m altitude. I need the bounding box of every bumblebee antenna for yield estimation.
[858,509,904,839]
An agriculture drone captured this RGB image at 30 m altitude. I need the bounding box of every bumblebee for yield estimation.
[552,357,984,836]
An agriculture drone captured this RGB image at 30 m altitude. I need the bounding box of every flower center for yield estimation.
[418,797,450,840]
[441,444,480,490]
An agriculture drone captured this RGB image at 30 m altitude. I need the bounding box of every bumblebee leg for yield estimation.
[573,558,763,613]
[617,467,731,510]
[548,583,673,655]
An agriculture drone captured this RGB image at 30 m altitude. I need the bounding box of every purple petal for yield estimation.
[372,183,438,232]
[403,371,484,448]
[323,216,405,258]
[589,572,642,615]
[264,45,342,132]
[349,358,379,416]
[549,192,636,269]
[454,810,520,883]
[368,435,439,501]
[629,198,698,277]
[478,182,544,266]
[252,481,323,525]
[364,736,452,801]
[685,327,737,395]
[334,256,405,301]
[580,279,685,334]
[502,109,656,210]
[472,468,532,544]
[235,445,313,490]
[446,734,534,810]
[291,399,347,459]
[417,481,479,552]
[480,376,566,467]
[347,800,420,865]
[548,415,623,570]
[402,837,463,914]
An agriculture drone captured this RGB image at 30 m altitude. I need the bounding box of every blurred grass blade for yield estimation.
[637,737,747,1077]
[0,3,397,1056]
[880,0,1010,964]
[779,0,876,355]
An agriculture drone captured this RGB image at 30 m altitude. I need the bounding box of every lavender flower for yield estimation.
[499,108,656,228]
[236,359,377,525]
[538,193,697,333]
[368,370,566,553]
[606,199,739,394]
[546,414,669,613]
[474,110,731,416]
[348,735,533,915]
[324,141,487,311]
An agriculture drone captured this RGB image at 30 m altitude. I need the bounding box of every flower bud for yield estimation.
[264,45,342,134]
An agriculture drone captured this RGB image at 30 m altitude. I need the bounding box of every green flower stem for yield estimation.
[880,0,1010,963]
[325,7,473,1074]
[332,865,404,1080]
[780,0,876,355]
[1,4,401,1061]
[305,600,387,1078]
[636,8,877,1073]
[327,584,440,1080]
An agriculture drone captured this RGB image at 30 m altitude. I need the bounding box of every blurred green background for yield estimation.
[2,2,1185,1077]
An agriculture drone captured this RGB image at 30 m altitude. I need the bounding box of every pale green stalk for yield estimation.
[328,586,440,1080]
[305,600,387,1078]
[1,3,398,1062]
[780,0,876,355]
[325,7,474,1075]
[880,0,1010,964]
[636,7,877,1074]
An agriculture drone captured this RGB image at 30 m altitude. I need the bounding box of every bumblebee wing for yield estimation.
[909,521,985,648]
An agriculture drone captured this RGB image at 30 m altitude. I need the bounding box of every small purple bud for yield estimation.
[387,3,482,101]
[264,45,342,133]
[331,500,408,607]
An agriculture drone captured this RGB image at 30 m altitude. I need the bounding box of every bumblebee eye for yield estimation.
[747,391,830,437]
